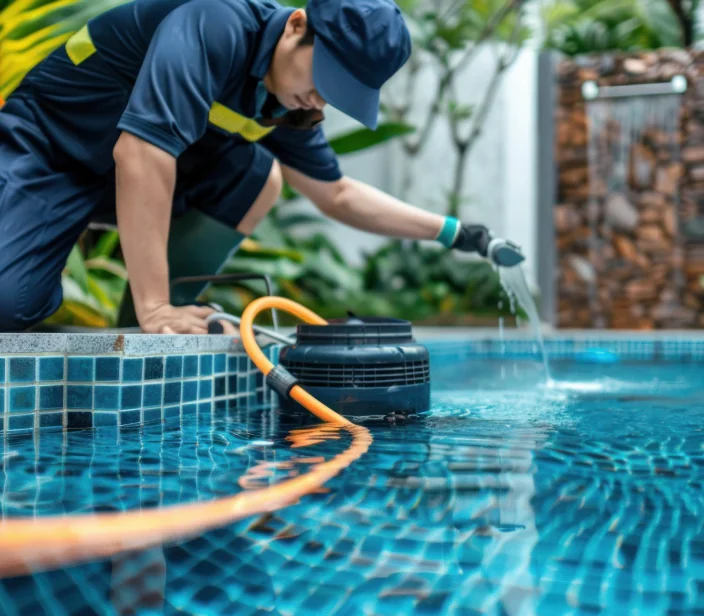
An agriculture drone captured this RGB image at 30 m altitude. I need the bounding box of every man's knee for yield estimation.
[0,275,60,332]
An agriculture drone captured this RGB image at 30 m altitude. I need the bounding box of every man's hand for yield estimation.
[139,304,215,334]
[451,224,492,256]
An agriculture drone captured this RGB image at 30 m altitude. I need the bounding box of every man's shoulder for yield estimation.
[178,0,282,26]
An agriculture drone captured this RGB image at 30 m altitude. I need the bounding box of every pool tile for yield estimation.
[67,357,95,382]
[96,357,120,382]
[143,407,162,424]
[10,386,35,412]
[144,357,164,381]
[200,355,213,377]
[198,402,212,418]
[9,414,34,432]
[182,403,197,418]
[67,411,93,429]
[165,356,183,379]
[40,412,63,429]
[67,386,92,410]
[214,376,226,398]
[183,355,198,378]
[214,354,226,374]
[39,357,65,382]
[94,413,118,428]
[182,381,198,403]
[164,405,181,420]
[120,410,140,426]
[0,358,5,384]
[228,356,238,372]
[94,386,120,411]
[227,375,237,396]
[143,384,163,408]
[238,356,249,372]
[121,385,142,410]
[9,357,36,383]
[163,382,181,405]
[40,385,63,411]
[122,358,143,382]
[198,379,212,399]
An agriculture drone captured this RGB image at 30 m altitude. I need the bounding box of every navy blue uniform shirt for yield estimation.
[8,0,342,181]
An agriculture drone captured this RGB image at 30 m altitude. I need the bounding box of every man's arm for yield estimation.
[114,133,213,334]
[281,166,444,240]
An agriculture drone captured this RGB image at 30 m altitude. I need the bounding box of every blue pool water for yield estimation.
[3,356,704,615]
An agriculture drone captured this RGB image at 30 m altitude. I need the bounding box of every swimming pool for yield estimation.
[2,344,704,615]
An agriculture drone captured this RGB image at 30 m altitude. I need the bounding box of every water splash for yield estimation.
[499,266,552,383]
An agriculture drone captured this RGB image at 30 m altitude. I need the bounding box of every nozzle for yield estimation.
[487,238,525,268]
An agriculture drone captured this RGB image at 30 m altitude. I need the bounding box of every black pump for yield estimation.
[278,316,431,417]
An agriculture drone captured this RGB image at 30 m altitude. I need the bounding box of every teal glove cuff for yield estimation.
[436,216,460,248]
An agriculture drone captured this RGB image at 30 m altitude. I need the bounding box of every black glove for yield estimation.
[451,224,492,256]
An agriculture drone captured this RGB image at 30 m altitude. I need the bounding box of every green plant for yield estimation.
[44,230,128,328]
[542,0,697,56]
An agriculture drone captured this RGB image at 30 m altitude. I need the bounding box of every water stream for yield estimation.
[499,265,553,383]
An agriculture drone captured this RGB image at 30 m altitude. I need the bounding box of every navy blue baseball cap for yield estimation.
[308,0,411,130]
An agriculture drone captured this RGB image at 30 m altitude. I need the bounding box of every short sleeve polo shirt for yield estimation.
[9,0,342,181]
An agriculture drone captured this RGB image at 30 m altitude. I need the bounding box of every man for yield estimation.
[0,0,493,334]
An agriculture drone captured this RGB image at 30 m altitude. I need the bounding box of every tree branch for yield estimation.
[665,0,695,46]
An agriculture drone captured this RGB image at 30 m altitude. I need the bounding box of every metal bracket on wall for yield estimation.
[581,75,688,100]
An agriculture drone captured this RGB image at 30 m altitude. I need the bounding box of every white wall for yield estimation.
[283,46,540,288]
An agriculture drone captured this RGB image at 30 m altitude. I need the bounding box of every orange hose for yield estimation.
[0,297,370,578]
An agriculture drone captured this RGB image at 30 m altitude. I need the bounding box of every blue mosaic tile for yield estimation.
[144,357,164,381]
[182,380,198,403]
[198,401,212,418]
[9,414,33,431]
[67,386,92,410]
[183,355,198,378]
[40,412,63,429]
[238,356,249,372]
[228,356,238,372]
[215,400,227,413]
[255,371,264,389]
[95,357,120,382]
[121,385,142,410]
[10,386,35,412]
[67,411,93,429]
[164,405,181,420]
[39,357,64,382]
[214,354,226,374]
[122,358,143,382]
[94,413,118,428]
[143,407,161,424]
[40,385,63,411]
[238,376,247,394]
[165,356,183,379]
[9,357,36,383]
[0,389,4,414]
[0,415,4,432]
[67,357,95,382]
[200,354,213,377]
[163,382,181,405]
[0,358,5,384]
[182,403,197,418]
[120,410,140,426]
[227,375,237,396]
[94,386,119,411]
[199,379,212,399]
[215,376,226,398]
[143,384,163,408]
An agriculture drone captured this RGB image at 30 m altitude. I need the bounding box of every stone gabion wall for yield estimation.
[555,50,704,329]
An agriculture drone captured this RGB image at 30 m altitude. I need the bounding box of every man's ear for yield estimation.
[286,9,308,37]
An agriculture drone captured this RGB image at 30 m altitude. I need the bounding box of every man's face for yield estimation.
[266,10,326,112]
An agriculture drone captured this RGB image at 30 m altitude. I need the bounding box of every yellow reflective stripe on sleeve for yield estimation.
[208,102,275,142]
[65,25,97,65]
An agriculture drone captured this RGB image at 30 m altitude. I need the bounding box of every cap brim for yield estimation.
[313,38,380,130]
